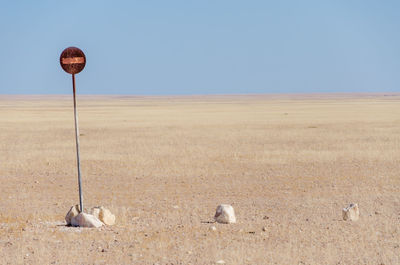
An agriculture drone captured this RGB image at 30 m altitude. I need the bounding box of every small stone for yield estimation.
[90,206,115,226]
[262,226,267,232]
[216,260,225,264]
[65,205,80,225]
[209,225,217,231]
[172,205,179,209]
[214,204,236,224]
[4,242,12,247]
[342,203,360,221]
[71,213,103,228]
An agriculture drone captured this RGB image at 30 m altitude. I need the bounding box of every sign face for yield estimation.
[60,47,86,74]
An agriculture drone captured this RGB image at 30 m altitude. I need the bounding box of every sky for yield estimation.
[0,0,399,95]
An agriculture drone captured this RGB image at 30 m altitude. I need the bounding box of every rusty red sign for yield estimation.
[60,47,86,74]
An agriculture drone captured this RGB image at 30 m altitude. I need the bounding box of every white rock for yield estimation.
[71,213,103,228]
[99,207,115,226]
[65,205,80,225]
[209,225,217,231]
[216,260,226,264]
[342,203,360,221]
[90,206,116,225]
[92,207,101,218]
[214,204,236,224]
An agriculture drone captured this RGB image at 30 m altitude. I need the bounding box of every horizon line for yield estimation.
[1,92,400,97]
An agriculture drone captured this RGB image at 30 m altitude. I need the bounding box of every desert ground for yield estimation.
[0,94,399,264]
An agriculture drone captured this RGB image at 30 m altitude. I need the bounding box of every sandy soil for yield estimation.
[0,94,399,264]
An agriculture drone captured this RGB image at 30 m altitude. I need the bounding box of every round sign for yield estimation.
[60,47,86,74]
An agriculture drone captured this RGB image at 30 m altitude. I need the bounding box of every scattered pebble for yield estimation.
[214,204,236,224]
[262,227,267,232]
[216,260,225,264]
[4,242,12,247]
[209,225,217,231]
[342,203,360,221]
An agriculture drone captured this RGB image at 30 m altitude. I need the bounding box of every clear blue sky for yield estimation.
[1,0,399,95]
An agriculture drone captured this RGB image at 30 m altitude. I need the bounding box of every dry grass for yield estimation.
[0,94,399,264]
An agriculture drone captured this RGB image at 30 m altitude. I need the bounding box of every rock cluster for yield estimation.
[65,205,115,228]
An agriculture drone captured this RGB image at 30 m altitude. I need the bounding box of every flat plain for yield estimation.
[0,94,399,264]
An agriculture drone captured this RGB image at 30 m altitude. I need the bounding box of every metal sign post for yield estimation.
[60,47,86,213]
